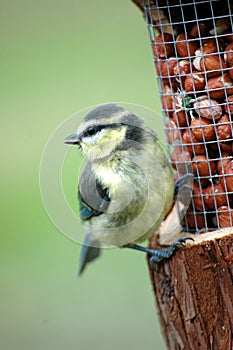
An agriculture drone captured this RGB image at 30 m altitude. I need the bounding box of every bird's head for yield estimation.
[64,104,153,162]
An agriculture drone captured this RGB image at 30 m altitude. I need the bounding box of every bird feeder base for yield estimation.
[148,228,233,350]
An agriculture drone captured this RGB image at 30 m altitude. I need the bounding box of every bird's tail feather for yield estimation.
[78,234,101,276]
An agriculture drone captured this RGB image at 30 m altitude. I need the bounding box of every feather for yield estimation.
[78,234,101,275]
[78,162,110,221]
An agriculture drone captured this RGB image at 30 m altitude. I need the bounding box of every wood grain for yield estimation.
[148,232,233,350]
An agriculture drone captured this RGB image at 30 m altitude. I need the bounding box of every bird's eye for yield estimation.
[84,126,103,137]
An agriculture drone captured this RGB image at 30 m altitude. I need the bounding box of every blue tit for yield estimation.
[64,104,191,275]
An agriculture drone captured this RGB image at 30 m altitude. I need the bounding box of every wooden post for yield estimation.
[148,230,233,349]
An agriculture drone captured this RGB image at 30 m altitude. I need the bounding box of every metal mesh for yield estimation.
[144,0,233,232]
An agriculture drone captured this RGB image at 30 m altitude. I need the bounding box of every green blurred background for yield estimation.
[1,0,166,349]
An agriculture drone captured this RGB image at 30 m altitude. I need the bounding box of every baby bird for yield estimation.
[64,104,190,275]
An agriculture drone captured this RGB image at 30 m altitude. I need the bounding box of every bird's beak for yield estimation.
[64,133,80,145]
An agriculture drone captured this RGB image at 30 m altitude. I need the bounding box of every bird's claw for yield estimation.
[149,236,194,267]
[173,236,194,247]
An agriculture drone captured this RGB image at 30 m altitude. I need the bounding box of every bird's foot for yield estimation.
[149,237,194,266]
[124,237,194,266]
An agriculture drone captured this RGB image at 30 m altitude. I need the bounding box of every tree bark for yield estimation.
[147,230,233,350]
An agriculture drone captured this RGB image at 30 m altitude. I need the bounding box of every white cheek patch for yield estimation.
[82,129,105,145]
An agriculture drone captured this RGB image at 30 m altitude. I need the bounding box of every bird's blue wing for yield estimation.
[78,185,110,221]
[78,191,96,221]
[78,162,111,221]
[77,162,111,275]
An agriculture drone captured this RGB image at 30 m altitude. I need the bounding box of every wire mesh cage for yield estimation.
[143,0,233,232]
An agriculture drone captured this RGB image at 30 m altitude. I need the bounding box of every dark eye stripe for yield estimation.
[84,126,103,137]
[81,123,122,138]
